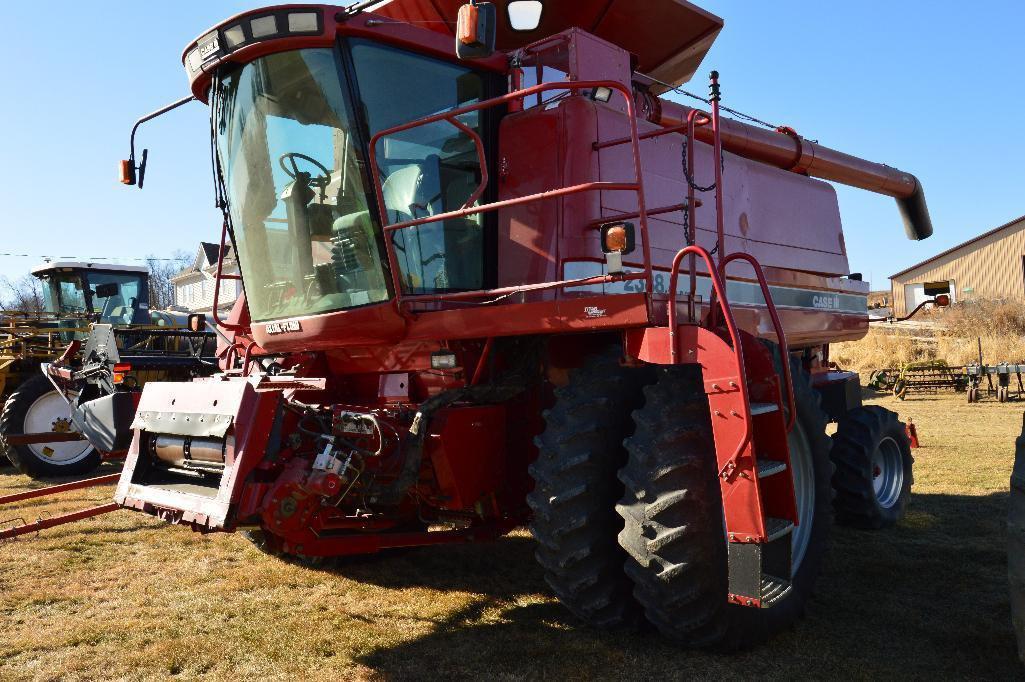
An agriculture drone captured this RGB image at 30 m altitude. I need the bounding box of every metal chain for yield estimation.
[681,137,717,193]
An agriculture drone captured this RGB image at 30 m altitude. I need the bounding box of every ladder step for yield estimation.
[760,574,792,607]
[764,517,794,542]
[750,402,779,416]
[756,459,787,479]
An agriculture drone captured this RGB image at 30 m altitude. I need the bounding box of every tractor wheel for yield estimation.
[0,374,99,478]
[1009,414,1025,663]
[616,354,834,649]
[527,345,653,630]
[829,406,913,529]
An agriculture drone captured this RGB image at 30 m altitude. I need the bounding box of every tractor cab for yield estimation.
[31,262,151,328]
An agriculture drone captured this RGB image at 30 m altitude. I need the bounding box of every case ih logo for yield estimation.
[812,295,840,310]
[584,306,607,319]
[265,320,302,335]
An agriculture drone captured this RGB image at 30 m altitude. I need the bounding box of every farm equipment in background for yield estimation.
[966,363,1025,403]
[7,0,929,648]
[0,262,221,478]
[869,361,969,400]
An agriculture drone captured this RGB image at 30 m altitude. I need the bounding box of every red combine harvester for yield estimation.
[98,0,930,646]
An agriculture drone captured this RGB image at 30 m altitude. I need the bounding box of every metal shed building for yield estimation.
[890,214,1025,316]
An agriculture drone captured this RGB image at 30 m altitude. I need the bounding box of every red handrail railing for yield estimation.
[720,252,797,433]
[367,80,652,312]
[211,218,245,333]
[668,244,752,465]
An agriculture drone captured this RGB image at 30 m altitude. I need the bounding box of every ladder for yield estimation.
[665,71,801,609]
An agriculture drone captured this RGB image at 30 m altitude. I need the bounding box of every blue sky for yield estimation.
[0,1,1021,292]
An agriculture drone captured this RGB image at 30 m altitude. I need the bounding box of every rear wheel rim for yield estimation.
[23,391,91,464]
[788,422,815,572]
[872,436,904,509]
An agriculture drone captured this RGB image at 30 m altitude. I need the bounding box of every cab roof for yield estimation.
[366,0,723,90]
[31,262,149,277]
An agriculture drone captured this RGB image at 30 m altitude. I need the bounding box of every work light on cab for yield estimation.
[184,9,324,75]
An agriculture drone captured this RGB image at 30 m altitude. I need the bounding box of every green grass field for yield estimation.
[0,389,1020,680]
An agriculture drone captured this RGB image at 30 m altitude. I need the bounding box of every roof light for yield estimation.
[288,12,319,33]
[590,86,613,103]
[183,9,323,80]
[249,15,278,38]
[223,24,246,48]
[508,1,543,31]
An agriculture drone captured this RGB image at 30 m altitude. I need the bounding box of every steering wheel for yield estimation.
[278,153,332,198]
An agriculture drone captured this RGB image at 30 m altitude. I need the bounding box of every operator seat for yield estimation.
[380,155,444,223]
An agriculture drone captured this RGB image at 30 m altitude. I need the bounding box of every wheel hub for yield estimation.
[871,436,905,509]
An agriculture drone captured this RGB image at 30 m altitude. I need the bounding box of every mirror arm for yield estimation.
[124,94,196,188]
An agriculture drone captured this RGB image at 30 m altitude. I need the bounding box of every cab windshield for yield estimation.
[40,271,146,325]
[214,41,487,323]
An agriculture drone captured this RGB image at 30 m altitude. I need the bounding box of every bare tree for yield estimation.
[147,250,193,311]
[0,274,45,314]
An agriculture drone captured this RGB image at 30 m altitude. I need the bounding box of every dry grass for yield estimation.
[0,388,1021,679]
[833,300,1025,372]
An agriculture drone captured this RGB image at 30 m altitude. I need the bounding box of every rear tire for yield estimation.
[616,353,833,648]
[830,406,913,529]
[1009,415,1025,663]
[0,374,99,478]
[527,345,652,630]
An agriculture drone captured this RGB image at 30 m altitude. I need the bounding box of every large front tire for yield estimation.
[830,406,913,529]
[1009,415,1025,662]
[616,355,833,648]
[527,345,652,630]
[0,374,99,478]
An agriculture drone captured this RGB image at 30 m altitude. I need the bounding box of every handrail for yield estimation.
[667,244,752,467]
[367,79,652,313]
[720,252,797,433]
[211,218,246,333]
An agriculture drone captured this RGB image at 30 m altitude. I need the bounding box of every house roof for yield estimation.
[200,242,234,266]
[890,214,1025,280]
[172,242,236,282]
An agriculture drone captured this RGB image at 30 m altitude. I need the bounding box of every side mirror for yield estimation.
[456,2,497,60]
[119,150,148,189]
[188,313,207,332]
[933,294,951,308]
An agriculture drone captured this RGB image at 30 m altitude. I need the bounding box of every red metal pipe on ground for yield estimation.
[0,503,120,541]
[0,473,121,506]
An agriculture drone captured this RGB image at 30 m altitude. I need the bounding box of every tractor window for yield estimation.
[351,40,486,294]
[215,48,390,322]
[85,273,145,325]
[56,277,88,313]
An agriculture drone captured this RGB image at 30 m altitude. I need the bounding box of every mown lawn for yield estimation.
[0,389,1020,680]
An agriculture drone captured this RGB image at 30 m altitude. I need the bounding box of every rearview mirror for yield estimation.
[94,283,120,299]
[456,2,497,60]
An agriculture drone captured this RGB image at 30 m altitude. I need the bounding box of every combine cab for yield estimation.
[99,0,929,646]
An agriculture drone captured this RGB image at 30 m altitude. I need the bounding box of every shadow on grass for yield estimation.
[321,491,1022,679]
